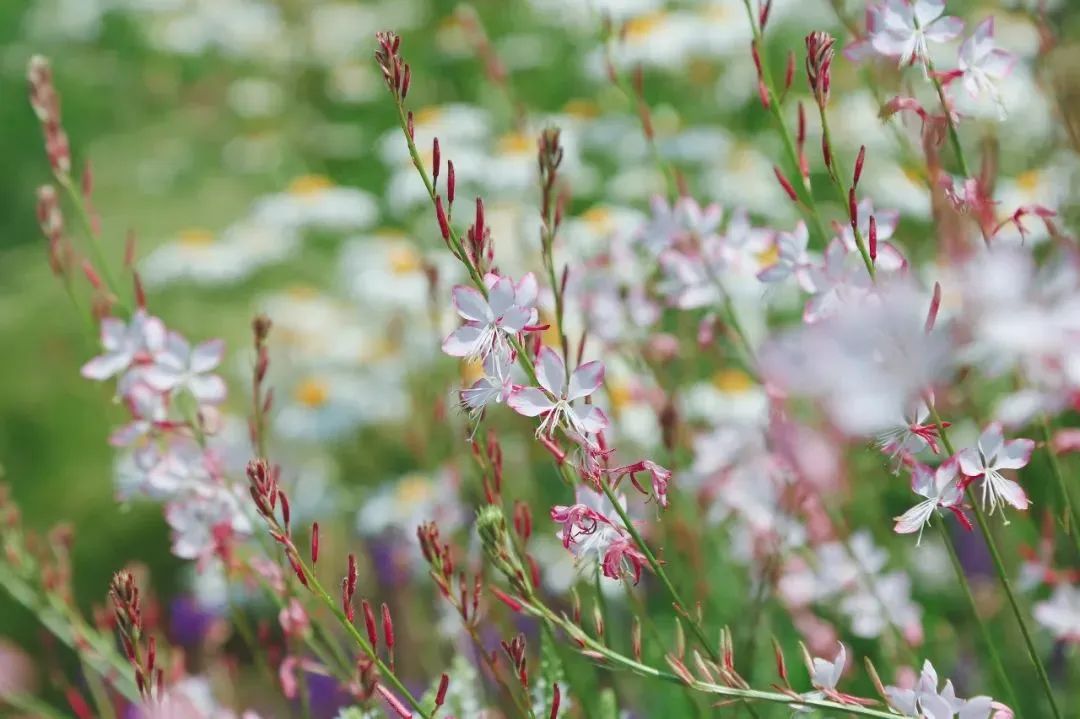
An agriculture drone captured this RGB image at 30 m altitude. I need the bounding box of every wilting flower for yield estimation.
[875,400,945,466]
[893,457,967,543]
[508,347,608,440]
[957,423,1033,518]
[868,0,964,69]
[81,310,166,381]
[442,274,538,361]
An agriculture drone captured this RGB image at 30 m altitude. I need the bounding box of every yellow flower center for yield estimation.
[608,382,633,412]
[1015,170,1041,193]
[901,165,924,185]
[624,12,667,42]
[497,132,534,156]
[727,146,755,173]
[395,474,432,504]
[582,206,614,235]
[294,377,330,408]
[755,245,779,267]
[288,174,334,197]
[286,284,319,299]
[460,358,486,386]
[388,244,423,274]
[178,229,215,247]
[712,368,754,394]
[413,106,443,126]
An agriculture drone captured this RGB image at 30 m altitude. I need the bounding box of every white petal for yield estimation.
[575,405,609,434]
[994,438,1034,470]
[957,447,984,477]
[451,286,490,323]
[536,347,567,397]
[487,276,516,317]
[188,374,227,404]
[977,423,1004,461]
[925,16,964,43]
[441,325,484,357]
[191,339,225,373]
[515,272,538,307]
[568,361,605,401]
[142,366,182,392]
[507,387,554,417]
[894,500,935,534]
[499,306,532,334]
[913,0,944,26]
[99,317,126,351]
[81,352,130,380]
[993,475,1030,511]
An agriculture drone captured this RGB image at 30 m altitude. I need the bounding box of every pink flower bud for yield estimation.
[773,166,799,203]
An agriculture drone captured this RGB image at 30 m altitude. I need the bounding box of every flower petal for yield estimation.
[81,352,130,381]
[568,361,605,401]
[994,438,1034,470]
[977,423,1004,461]
[191,339,225,373]
[188,374,227,404]
[441,325,485,357]
[451,286,490,323]
[575,405,609,434]
[957,447,983,477]
[487,277,516,317]
[925,16,964,43]
[507,387,554,417]
[536,347,567,397]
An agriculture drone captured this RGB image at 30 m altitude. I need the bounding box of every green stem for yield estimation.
[1037,415,1080,555]
[927,403,1061,718]
[818,110,875,279]
[55,173,129,314]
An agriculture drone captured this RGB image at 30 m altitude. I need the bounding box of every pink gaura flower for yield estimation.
[609,459,673,508]
[550,502,607,548]
[508,347,608,440]
[145,333,227,405]
[459,351,514,420]
[893,457,968,543]
[81,310,165,381]
[868,0,963,69]
[958,423,1033,518]
[109,383,171,447]
[601,534,647,584]
[442,273,538,361]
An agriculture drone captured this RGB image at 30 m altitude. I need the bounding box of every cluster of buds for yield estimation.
[36,185,73,277]
[804,31,835,108]
[249,314,274,452]
[500,633,530,693]
[537,127,566,238]
[464,197,493,274]
[358,597,396,670]
[27,56,71,175]
[470,428,503,504]
[109,570,162,704]
[374,31,410,103]
[476,506,533,600]
[418,522,484,628]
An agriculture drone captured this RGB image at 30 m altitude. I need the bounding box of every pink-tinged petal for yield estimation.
[843,39,876,63]
[188,374,227,404]
[486,276,516,317]
[971,16,994,44]
[99,317,126,350]
[507,387,554,417]
[515,272,538,307]
[875,242,908,273]
[441,325,485,357]
[995,438,1034,470]
[498,305,532,334]
[109,422,145,447]
[535,347,567,397]
[142,366,182,393]
[977,423,1004,460]
[576,405,609,434]
[81,352,130,381]
[913,0,945,26]
[895,500,934,534]
[461,379,499,409]
[910,463,936,498]
[191,339,225,373]
[451,286,490,323]
[996,476,1030,511]
[925,16,964,43]
[568,360,605,401]
[982,49,1014,79]
[957,447,984,477]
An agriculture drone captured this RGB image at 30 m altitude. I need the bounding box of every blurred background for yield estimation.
[2,0,1080,714]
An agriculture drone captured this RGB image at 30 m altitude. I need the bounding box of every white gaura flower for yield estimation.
[459,351,514,420]
[868,0,963,69]
[809,642,847,692]
[110,383,170,447]
[81,310,166,381]
[1033,583,1080,643]
[957,423,1033,518]
[145,333,227,405]
[885,659,1000,719]
[508,347,608,440]
[756,221,814,291]
[165,485,252,564]
[442,274,538,361]
[894,458,966,543]
[956,18,1014,119]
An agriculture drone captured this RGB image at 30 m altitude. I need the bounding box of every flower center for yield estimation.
[712,368,754,394]
[178,228,215,247]
[388,244,423,274]
[395,474,432,504]
[288,174,333,197]
[294,378,330,408]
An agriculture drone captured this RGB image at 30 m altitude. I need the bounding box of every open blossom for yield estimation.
[885,660,1002,719]
[508,347,608,440]
[757,221,814,291]
[875,400,944,466]
[109,383,171,447]
[1033,583,1080,643]
[459,351,514,420]
[81,310,166,381]
[551,489,644,583]
[868,0,964,69]
[144,333,227,405]
[955,18,1014,117]
[957,423,1033,517]
[893,457,967,542]
[442,273,538,361]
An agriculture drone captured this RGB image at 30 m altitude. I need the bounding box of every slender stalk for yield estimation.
[1037,415,1080,555]
[55,173,129,314]
[817,110,875,279]
[934,522,1020,709]
[927,403,1062,719]
[739,0,832,248]
[597,478,719,664]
